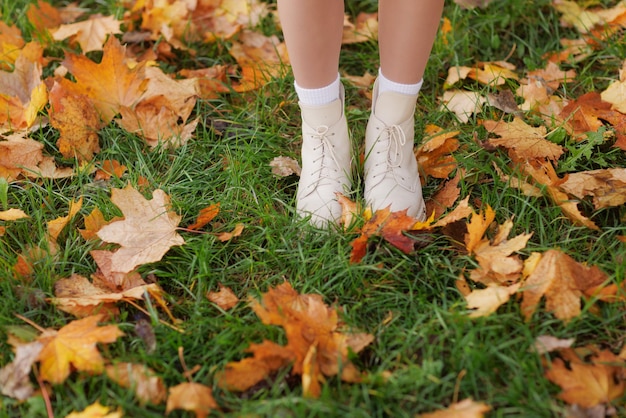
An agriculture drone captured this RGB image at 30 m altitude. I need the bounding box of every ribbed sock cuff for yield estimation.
[377,68,423,96]
[295,73,341,106]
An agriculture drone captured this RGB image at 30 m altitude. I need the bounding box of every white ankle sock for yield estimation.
[295,73,341,106]
[377,68,423,96]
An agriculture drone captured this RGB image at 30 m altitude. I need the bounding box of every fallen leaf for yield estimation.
[65,402,122,418]
[0,208,29,221]
[47,197,83,243]
[166,382,219,418]
[187,203,220,230]
[36,315,124,384]
[482,118,564,161]
[432,196,473,228]
[207,284,239,310]
[545,347,625,407]
[337,193,359,228]
[521,249,609,322]
[425,170,462,220]
[465,283,521,318]
[269,156,301,177]
[440,90,486,123]
[52,15,122,53]
[531,335,575,354]
[94,160,127,181]
[419,398,491,417]
[342,12,378,44]
[415,125,459,179]
[218,282,373,398]
[60,36,149,123]
[105,363,167,405]
[96,185,185,273]
[558,168,626,210]
[217,223,244,241]
[601,59,626,113]
[464,206,495,254]
[0,340,43,400]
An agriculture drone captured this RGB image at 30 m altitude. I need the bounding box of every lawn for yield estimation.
[1,0,625,416]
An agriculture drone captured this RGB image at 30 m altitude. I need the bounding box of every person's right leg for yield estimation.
[277,0,350,227]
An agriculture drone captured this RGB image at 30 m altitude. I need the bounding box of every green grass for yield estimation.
[2,0,626,416]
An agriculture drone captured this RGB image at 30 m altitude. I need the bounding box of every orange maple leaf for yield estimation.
[36,315,124,384]
[218,282,373,398]
[60,36,149,123]
[206,284,239,310]
[544,347,625,407]
[96,185,185,273]
[187,203,220,231]
[415,125,459,179]
[482,118,564,161]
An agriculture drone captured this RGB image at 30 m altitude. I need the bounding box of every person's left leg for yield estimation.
[364,0,445,219]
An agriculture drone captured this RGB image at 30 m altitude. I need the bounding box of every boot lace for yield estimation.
[372,125,407,181]
[308,125,343,188]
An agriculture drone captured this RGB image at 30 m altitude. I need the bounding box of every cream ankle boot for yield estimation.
[364,81,426,220]
[296,86,352,227]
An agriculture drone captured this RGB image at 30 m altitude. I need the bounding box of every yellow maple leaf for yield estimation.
[37,315,124,384]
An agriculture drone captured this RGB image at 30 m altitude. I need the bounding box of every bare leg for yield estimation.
[277,0,344,89]
[378,0,445,84]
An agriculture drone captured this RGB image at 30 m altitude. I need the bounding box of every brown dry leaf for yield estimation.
[482,118,564,161]
[36,315,124,384]
[432,196,473,228]
[118,96,199,148]
[552,0,616,34]
[207,284,239,310]
[78,207,122,241]
[465,283,521,318]
[492,163,543,197]
[425,170,462,220]
[48,80,101,162]
[522,160,599,230]
[419,398,491,417]
[464,206,495,254]
[342,12,378,44]
[52,15,122,53]
[26,0,62,35]
[94,160,127,181]
[337,193,359,228]
[0,133,44,180]
[165,382,219,418]
[65,402,122,418]
[350,207,421,263]
[96,185,185,273]
[0,340,43,400]
[0,50,48,131]
[521,249,609,322]
[415,125,459,179]
[600,59,626,113]
[558,92,626,149]
[229,31,289,92]
[218,282,373,398]
[269,156,301,177]
[12,245,48,281]
[60,36,149,123]
[343,71,376,98]
[445,61,518,87]
[524,61,577,91]
[217,223,244,241]
[105,363,167,405]
[0,208,29,221]
[440,90,486,123]
[531,335,575,354]
[545,347,625,408]
[187,203,220,231]
[179,65,232,100]
[47,197,83,243]
[558,168,626,210]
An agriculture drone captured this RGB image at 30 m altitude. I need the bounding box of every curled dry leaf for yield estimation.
[531,335,575,354]
[47,197,83,243]
[207,284,239,310]
[269,156,301,177]
[187,203,220,231]
[0,208,29,221]
[0,340,43,400]
[419,398,491,417]
[166,382,219,418]
[465,283,521,318]
[558,168,626,210]
[415,125,459,179]
[481,118,564,161]
[217,223,244,241]
[105,363,167,405]
[440,90,486,124]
